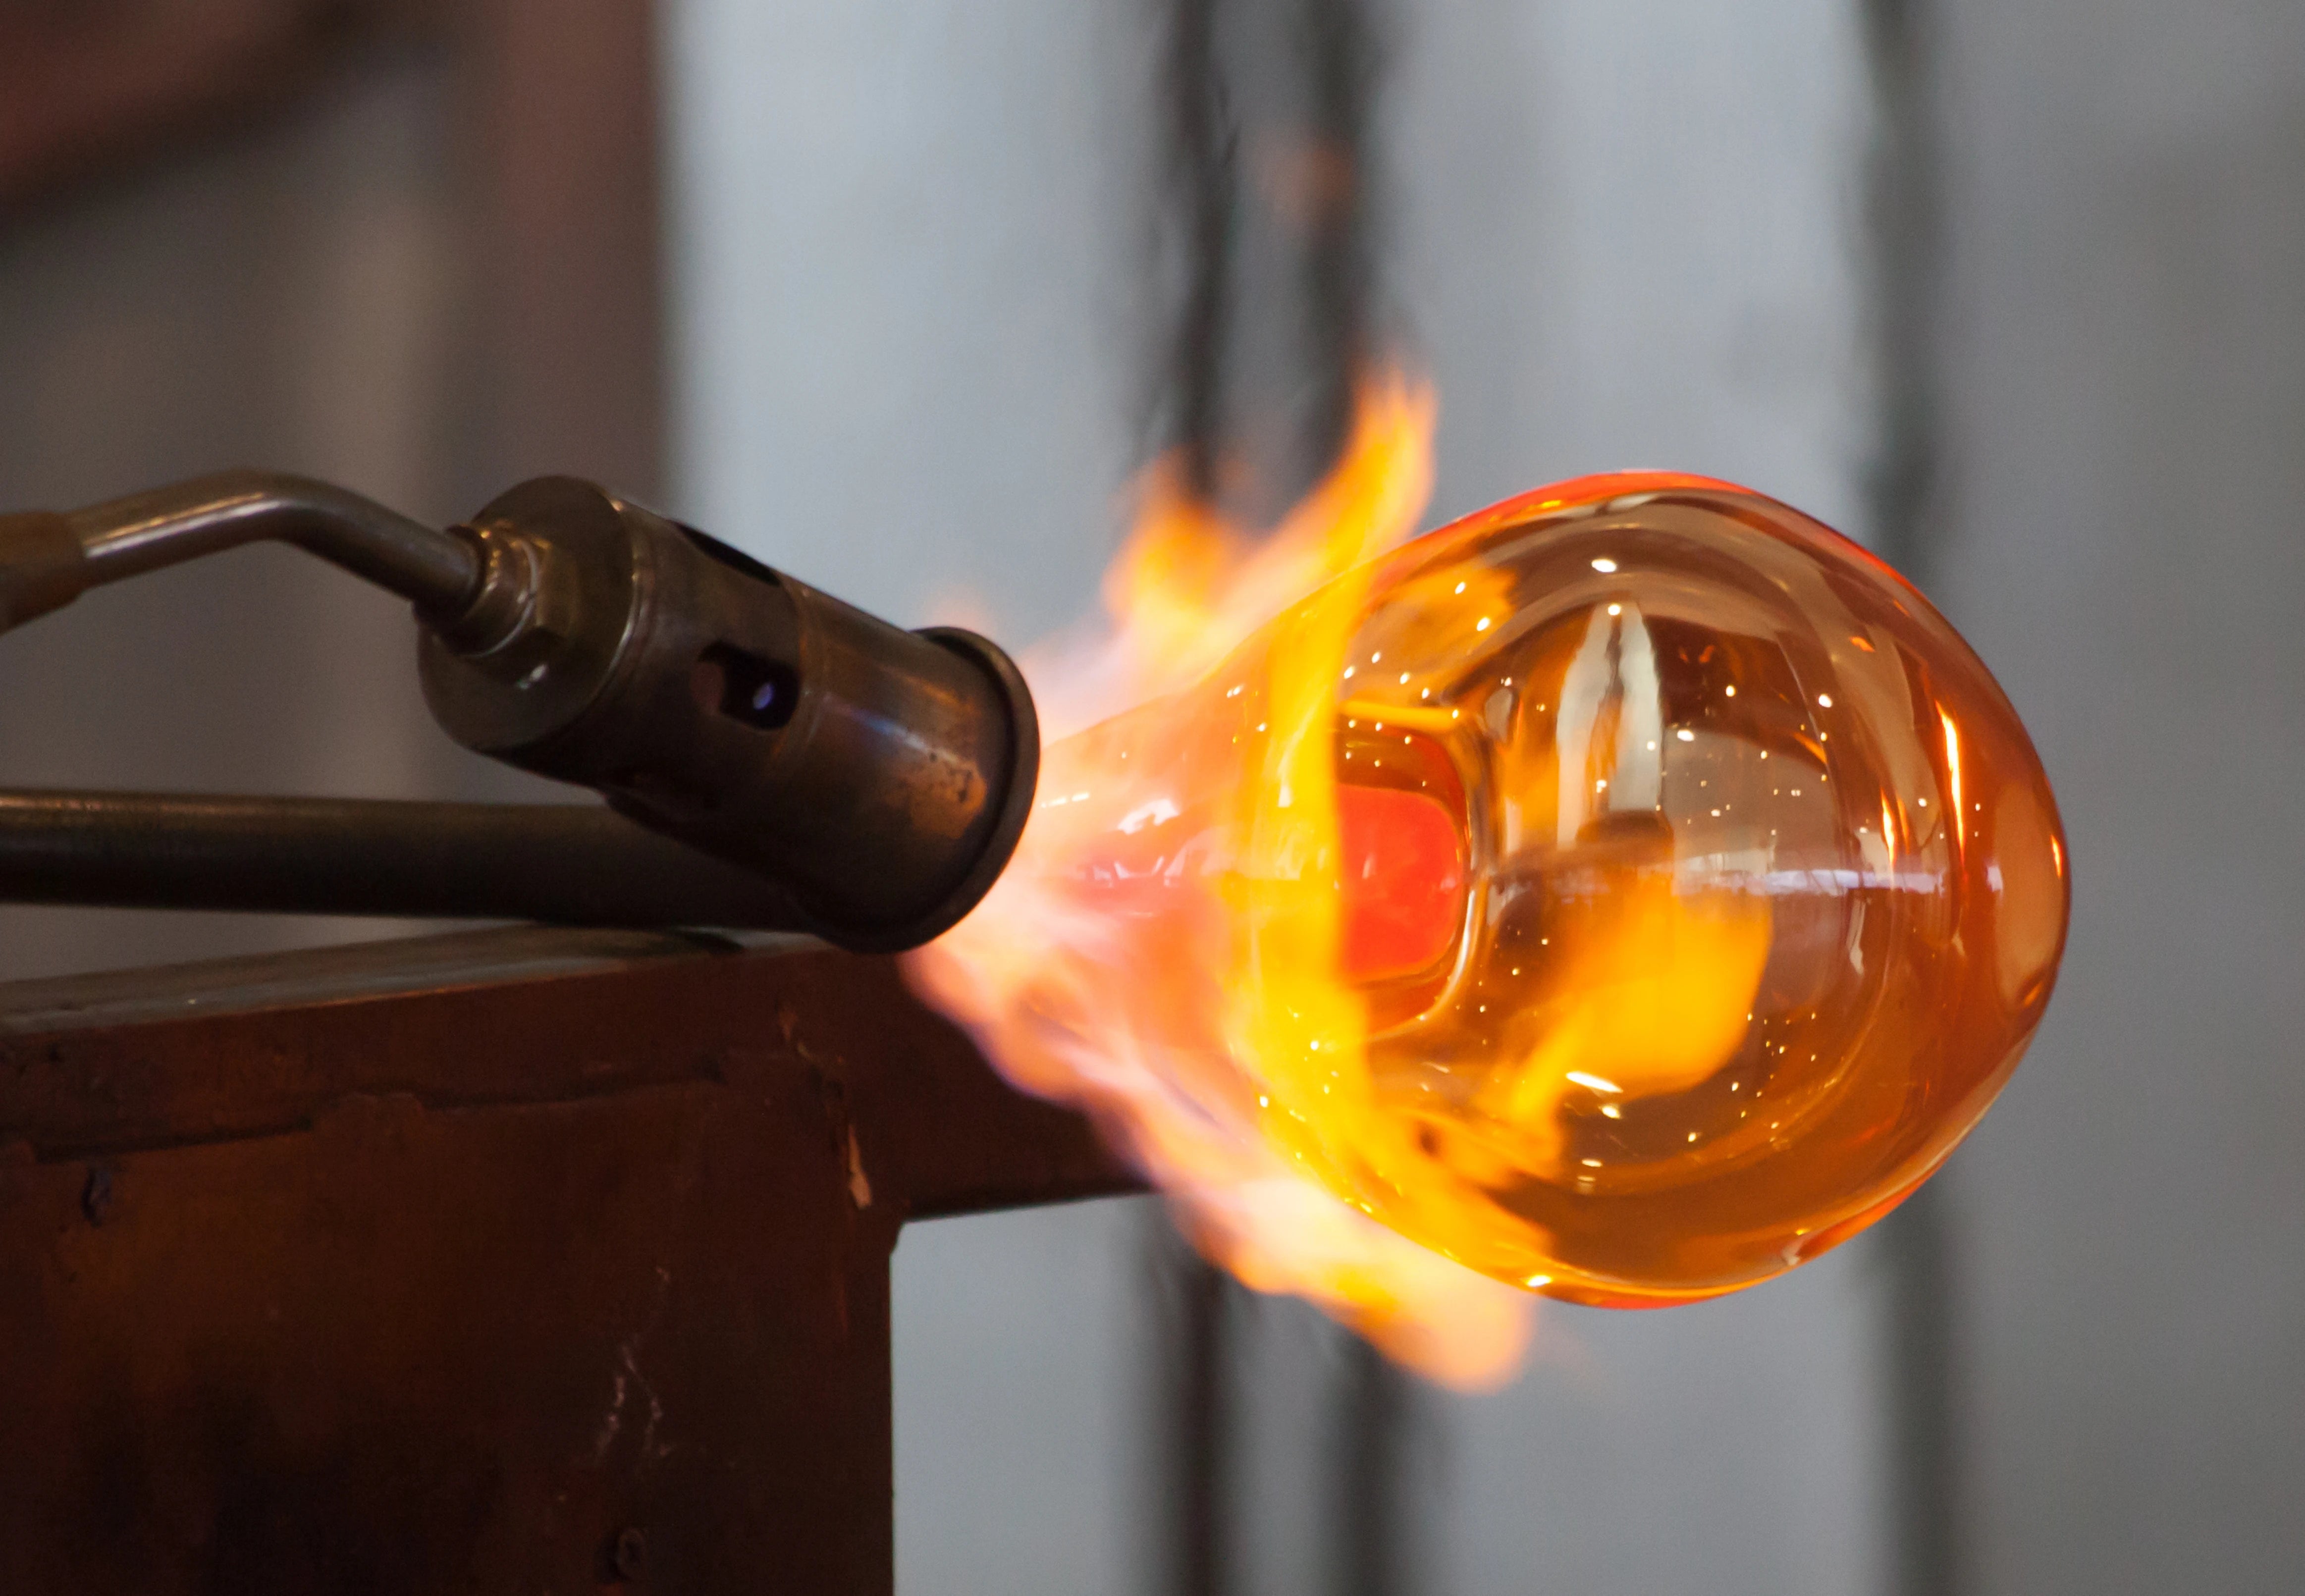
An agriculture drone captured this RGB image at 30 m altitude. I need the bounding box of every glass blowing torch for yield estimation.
[0,473,1039,952]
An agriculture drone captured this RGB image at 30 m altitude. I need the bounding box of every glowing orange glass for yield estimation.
[913,403,2067,1372]
[1323,475,2069,1304]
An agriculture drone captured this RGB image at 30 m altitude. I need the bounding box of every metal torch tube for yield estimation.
[0,472,1041,948]
[0,791,811,932]
[62,471,482,612]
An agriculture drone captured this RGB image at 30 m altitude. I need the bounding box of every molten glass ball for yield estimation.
[920,464,2069,1324]
[1314,475,2069,1302]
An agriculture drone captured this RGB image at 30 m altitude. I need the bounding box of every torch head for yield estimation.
[418,478,1038,952]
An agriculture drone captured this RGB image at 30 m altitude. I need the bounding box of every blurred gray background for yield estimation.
[2,0,2299,1592]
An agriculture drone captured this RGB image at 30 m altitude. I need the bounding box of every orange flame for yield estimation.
[908,374,1536,1385]
[904,368,2064,1383]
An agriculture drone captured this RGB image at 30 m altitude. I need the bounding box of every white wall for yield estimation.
[1933,1,2305,1590]
[1392,0,1874,535]
[664,0,1143,648]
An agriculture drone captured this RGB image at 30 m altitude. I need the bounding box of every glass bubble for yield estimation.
[1322,474,2069,1302]
[928,470,2069,1315]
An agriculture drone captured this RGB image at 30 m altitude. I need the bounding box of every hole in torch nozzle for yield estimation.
[692,643,799,731]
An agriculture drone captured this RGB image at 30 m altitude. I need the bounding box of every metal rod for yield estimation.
[1303,0,1378,478]
[62,470,481,613]
[1160,1232,1234,1596]
[1330,1333,1409,1596]
[1164,0,1234,504]
[0,791,807,932]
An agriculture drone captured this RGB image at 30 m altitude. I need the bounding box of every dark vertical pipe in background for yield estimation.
[1157,1226,1236,1596]
[1298,0,1377,481]
[1881,1186,1960,1596]
[1299,11,1411,1586]
[1861,2,1962,1595]
[1148,0,1410,1592]
[1329,1333,1410,1596]
[463,0,665,507]
[1166,0,1235,504]
[1152,8,1239,1586]
[1860,0,1941,580]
